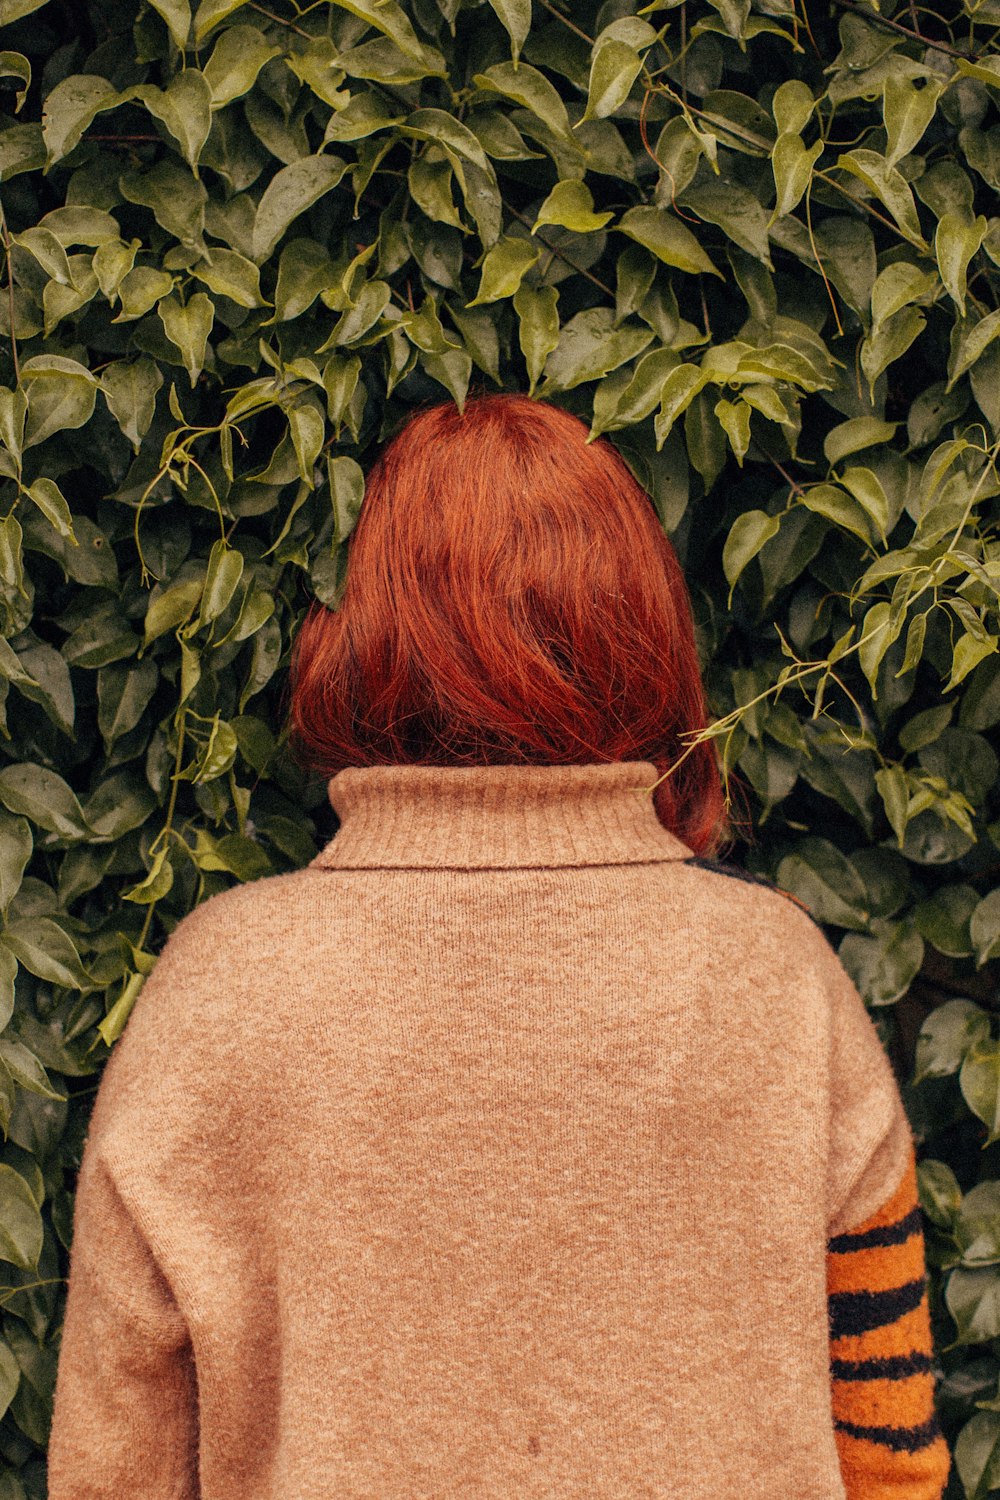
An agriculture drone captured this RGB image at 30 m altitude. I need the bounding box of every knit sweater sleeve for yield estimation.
[45,907,216,1499]
[823,941,951,1500]
[45,1143,199,1498]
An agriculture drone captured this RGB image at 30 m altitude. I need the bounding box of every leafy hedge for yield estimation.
[0,0,997,1491]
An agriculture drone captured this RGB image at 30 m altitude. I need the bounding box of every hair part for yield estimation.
[287,393,728,854]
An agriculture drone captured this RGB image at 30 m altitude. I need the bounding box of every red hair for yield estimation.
[287,393,727,854]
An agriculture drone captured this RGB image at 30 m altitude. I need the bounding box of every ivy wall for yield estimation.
[0,0,996,1492]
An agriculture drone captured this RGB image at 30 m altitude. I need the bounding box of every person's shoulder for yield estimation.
[157,863,328,972]
[675,852,830,947]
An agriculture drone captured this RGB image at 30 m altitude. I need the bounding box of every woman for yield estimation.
[47,394,950,1498]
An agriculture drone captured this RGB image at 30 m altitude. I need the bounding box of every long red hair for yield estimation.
[287,393,727,855]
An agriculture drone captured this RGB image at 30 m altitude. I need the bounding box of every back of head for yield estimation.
[288,392,726,855]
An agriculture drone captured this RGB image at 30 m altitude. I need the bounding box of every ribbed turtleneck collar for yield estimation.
[308,760,692,871]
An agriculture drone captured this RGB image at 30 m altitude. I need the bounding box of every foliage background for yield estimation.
[0,0,996,1491]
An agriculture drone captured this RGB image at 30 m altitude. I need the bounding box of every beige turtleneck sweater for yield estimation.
[46,760,950,1498]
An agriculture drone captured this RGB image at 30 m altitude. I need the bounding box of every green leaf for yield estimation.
[119,159,207,248]
[130,71,211,170]
[99,358,163,452]
[875,765,909,847]
[947,633,998,692]
[945,1264,1000,1345]
[971,889,1000,968]
[837,148,927,245]
[770,133,823,222]
[591,345,679,436]
[883,75,944,168]
[285,37,350,108]
[97,659,159,749]
[197,539,244,626]
[839,465,890,543]
[157,291,215,387]
[193,0,250,40]
[714,396,751,464]
[467,235,540,306]
[0,52,29,112]
[287,402,325,483]
[3,917,87,988]
[959,1410,1000,1494]
[0,0,51,22]
[251,154,349,263]
[960,1040,1000,1146]
[0,1039,65,1101]
[320,279,391,348]
[0,1165,42,1270]
[13,226,71,284]
[583,39,644,122]
[914,999,990,1079]
[325,0,445,69]
[776,837,870,929]
[0,764,88,841]
[41,73,118,164]
[513,282,559,394]
[487,0,531,65]
[324,92,405,143]
[148,0,191,48]
[270,239,336,323]
[653,364,708,447]
[0,812,30,919]
[538,306,653,395]
[916,1158,961,1232]
[532,179,612,234]
[839,922,924,1006]
[860,305,925,399]
[20,355,97,449]
[143,576,202,646]
[948,308,1000,389]
[327,455,365,546]
[422,347,473,410]
[407,154,463,229]
[113,265,175,321]
[823,416,898,467]
[25,478,76,542]
[859,600,905,696]
[122,844,174,904]
[680,180,773,267]
[192,247,266,307]
[722,509,780,597]
[935,212,988,317]
[617,206,722,277]
[203,24,278,106]
[772,79,815,135]
[472,62,574,144]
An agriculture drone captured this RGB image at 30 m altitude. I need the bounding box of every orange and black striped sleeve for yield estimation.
[827,1139,951,1498]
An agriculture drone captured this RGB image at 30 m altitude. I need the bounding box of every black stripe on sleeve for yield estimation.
[830,1350,935,1381]
[828,1277,927,1341]
[828,1205,923,1253]
[833,1413,944,1454]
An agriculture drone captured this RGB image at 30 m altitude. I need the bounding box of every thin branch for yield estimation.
[247,0,312,37]
[638,86,699,224]
[535,0,594,44]
[805,177,844,337]
[814,169,926,248]
[750,441,807,497]
[828,0,973,58]
[505,204,616,296]
[0,197,19,383]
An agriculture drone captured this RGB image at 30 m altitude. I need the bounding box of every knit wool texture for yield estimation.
[47,760,914,1499]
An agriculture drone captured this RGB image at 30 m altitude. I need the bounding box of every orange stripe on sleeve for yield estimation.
[827,1144,951,1500]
